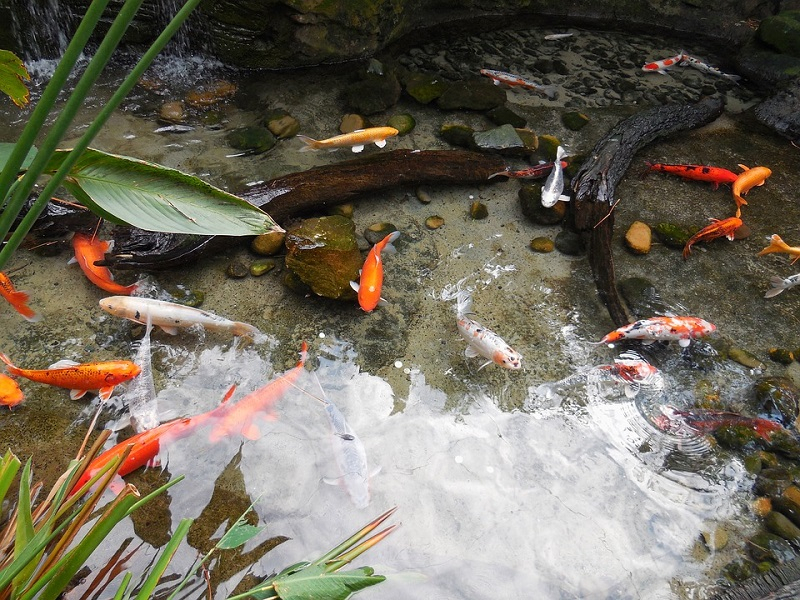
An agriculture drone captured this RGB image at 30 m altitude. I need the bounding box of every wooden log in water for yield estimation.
[570,96,724,327]
[100,149,507,270]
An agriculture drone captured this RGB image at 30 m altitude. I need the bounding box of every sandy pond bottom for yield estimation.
[1,23,800,600]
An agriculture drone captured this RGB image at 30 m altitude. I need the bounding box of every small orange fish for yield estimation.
[297,127,398,153]
[682,216,743,259]
[0,352,141,400]
[732,165,771,216]
[207,342,308,442]
[0,373,24,408]
[350,231,400,313]
[757,234,800,264]
[70,233,138,295]
[0,271,40,322]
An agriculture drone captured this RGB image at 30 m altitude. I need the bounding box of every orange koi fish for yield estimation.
[0,373,24,408]
[653,408,783,442]
[479,68,558,99]
[0,352,141,400]
[70,233,138,295]
[732,165,771,215]
[641,52,686,74]
[297,127,398,153]
[207,341,308,443]
[350,231,401,313]
[599,316,716,348]
[643,162,739,189]
[682,216,743,259]
[0,271,40,322]
[757,234,800,264]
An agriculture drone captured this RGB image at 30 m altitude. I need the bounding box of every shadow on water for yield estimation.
[1,18,800,600]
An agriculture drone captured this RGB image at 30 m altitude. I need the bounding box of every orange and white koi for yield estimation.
[479,68,558,99]
[456,291,522,370]
[0,352,141,400]
[297,127,398,153]
[757,234,800,264]
[207,341,308,442]
[653,407,782,441]
[593,355,660,398]
[70,233,138,295]
[764,273,800,298]
[0,373,24,409]
[643,162,739,189]
[682,216,743,259]
[599,316,716,348]
[350,231,400,313]
[0,271,40,322]
[488,160,567,180]
[681,53,741,82]
[641,52,686,74]
[99,296,261,338]
[732,165,771,215]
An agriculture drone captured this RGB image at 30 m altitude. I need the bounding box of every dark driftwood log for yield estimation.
[570,96,724,327]
[100,149,506,270]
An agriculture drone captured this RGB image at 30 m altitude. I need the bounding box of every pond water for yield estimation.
[2,17,800,600]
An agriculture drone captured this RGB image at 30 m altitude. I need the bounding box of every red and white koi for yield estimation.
[456,291,522,370]
[297,127,398,153]
[641,52,686,75]
[598,316,716,348]
[479,68,558,99]
[541,145,570,207]
[653,407,782,441]
[592,355,660,398]
[681,53,741,82]
[764,273,800,298]
[488,160,566,180]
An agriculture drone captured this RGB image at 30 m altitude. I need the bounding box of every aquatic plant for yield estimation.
[0,0,280,272]
[0,50,30,108]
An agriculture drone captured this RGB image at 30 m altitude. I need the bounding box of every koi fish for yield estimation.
[681,53,741,82]
[653,407,782,442]
[488,160,566,180]
[0,271,40,322]
[350,231,400,312]
[456,291,522,370]
[764,274,800,298]
[682,216,743,259]
[643,162,739,189]
[297,127,398,153]
[641,52,686,74]
[125,315,158,432]
[0,352,141,400]
[599,316,716,348]
[70,233,138,295]
[593,356,660,398]
[732,165,771,215]
[479,68,558,99]
[207,341,308,443]
[541,146,569,208]
[99,296,261,338]
[544,33,574,41]
[758,234,800,264]
[0,373,24,408]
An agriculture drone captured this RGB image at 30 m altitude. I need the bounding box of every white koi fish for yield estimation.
[125,314,159,432]
[296,127,398,153]
[641,51,686,75]
[479,68,558,99]
[540,145,570,208]
[544,33,574,41]
[765,274,800,298]
[456,290,522,370]
[681,53,741,82]
[598,316,716,348]
[99,296,261,338]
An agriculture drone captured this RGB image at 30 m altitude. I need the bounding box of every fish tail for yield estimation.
[382,230,401,254]
[0,352,21,375]
[6,290,41,322]
[758,234,790,257]
[296,134,321,151]
[540,85,559,100]
[764,276,787,298]
[232,321,262,339]
[488,170,511,179]
[455,289,473,317]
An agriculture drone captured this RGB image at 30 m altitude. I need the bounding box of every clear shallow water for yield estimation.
[1,22,799,600]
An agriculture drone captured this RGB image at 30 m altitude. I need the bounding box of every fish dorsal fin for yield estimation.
[351,145,365,153]
[49,359,80,369]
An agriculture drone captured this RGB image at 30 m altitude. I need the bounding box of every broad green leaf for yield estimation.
[45,147,281,236]
[217,522,266,550]
[0,143,37,174]
[0,50,31,108]
[272,564,385,600]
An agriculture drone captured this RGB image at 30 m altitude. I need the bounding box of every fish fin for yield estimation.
[737,164,749,171]
[656,69,670,75]
[477,360,493,371]
[232,321,261,339]
[350,281,360,293]
[369,466,382,478]
[488,170,510,179]
[678,338,691,348]
[67,257,77,265]
[558,194,570,203]
[221,384,237,404]
[145,457,161,469]
[351,145,365,153]
[159,325,179,335]
[377,297,388,307]
[383,230,401,253]
[98,386,115,401]
[764,287,785,298]
[49,359,80,369]
[464,345,480,358]
[6,291,41,322]
[322,476,340,486]
[242,422,261,440]
[374,139,387,148]
[296,134,320,151]
[70,389,88,400]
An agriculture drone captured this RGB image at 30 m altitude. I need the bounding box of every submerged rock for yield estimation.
[754,376,800,426]
[758,11,800,58]
[472,124,525,153]
[251,231,286,256]
[284,216,362,300]
[436,80,506,111]
[518,183,566,225]
[265,109,300,139]
[562,111,590,131]
[343,72,402,115]
[624,221,651,254]
[469,201,488,219]
[364,222,398,245]
[387,113,416,135]
[486,105,527,128]
[226,126,277,154]
[402,71,449,104]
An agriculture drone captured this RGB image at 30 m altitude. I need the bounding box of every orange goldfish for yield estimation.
[350,231,401,313]
[0,352,141,400]
[207,341,308,442]
[0,373,24,408]
[0,271,40,322]
[682,216,743,259]
[757,234,800,264]
[599,316,716,348]
[70,233,138,295]
[297,127,398,153]
[732,165,771,215]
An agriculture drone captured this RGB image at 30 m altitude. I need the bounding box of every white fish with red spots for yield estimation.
[598,316,716,348]
[455,290,522,370]
[641,51,686,75]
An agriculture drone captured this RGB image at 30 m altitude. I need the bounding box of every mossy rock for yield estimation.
[486,105,527,128]
[518,183,566,225]
[343,72,402,115]
[265,110,300,139]
[225,126,276,154]
[436,79,507,111]
[251,231,286,256]
[387,113,416,135]
[469,201,488,219]
[758,11,800,58]
[747,531,796,563]
[440,123,476,148]
[754,376,800,426]
[529,237,554,253]
[562,111,589,131]
[653,222,692,248]
[537,134,561,160]
[472,124,525,153]
[403,71,449,104]
[554,230,585,256]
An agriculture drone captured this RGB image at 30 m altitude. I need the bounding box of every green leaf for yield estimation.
[217,522,266,550]
[0,449,21,508]
[273,564,385,600]
[0,143,37,174]
[0,50,31,108]
[45,147,282,236]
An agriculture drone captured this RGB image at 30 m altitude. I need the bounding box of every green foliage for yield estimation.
[0,50,30,108]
